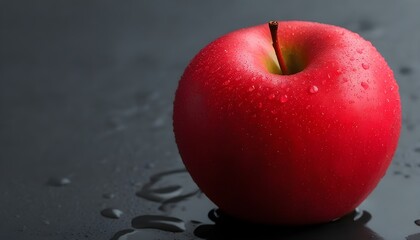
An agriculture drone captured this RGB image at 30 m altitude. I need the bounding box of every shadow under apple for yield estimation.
[194,209,383,240]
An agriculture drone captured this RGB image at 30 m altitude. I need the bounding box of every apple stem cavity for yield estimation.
[269,21,289,75]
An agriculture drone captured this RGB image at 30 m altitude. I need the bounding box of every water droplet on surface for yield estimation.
[309,85,319,94]
[101,208,124,219]
[158,188,201,212]
[399,66,412,75]
[131,215,186,232]
[137,186,183,202]
[110,229,135,240]
[352,208,363,221]
[46,177,71,187]
[280,95,288,103]
[362,63,370,70]
[136,168,200,211]
[268,94,276,100]
[102,193,115,199]
[361,82,369,90]
[248,85,255,92]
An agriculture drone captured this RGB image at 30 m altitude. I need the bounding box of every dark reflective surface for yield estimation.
[1,0,420,239]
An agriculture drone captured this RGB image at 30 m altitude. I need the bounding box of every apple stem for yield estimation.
[268,21,288,75]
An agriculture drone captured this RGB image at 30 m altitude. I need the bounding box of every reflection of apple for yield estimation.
[173,21,401,225]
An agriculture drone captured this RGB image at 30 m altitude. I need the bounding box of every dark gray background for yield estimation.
[1,1,419,239]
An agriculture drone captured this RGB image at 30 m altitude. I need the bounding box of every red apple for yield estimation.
[173,21,401,225]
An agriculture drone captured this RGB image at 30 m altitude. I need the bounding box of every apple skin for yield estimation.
[173,21,401,225]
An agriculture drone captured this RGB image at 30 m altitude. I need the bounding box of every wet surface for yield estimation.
[1,0,420,239]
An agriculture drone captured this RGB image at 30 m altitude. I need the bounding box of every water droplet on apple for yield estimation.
[362,63,370,70]
[361,82,369,90]
[280,95,288,103]
[356,48,363,54]
[268,94,276,100]
[248,85,255,92]
[390,86,395,91]
[101,208,124,219]
[309,85,319,94]
[131,215,186,232]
